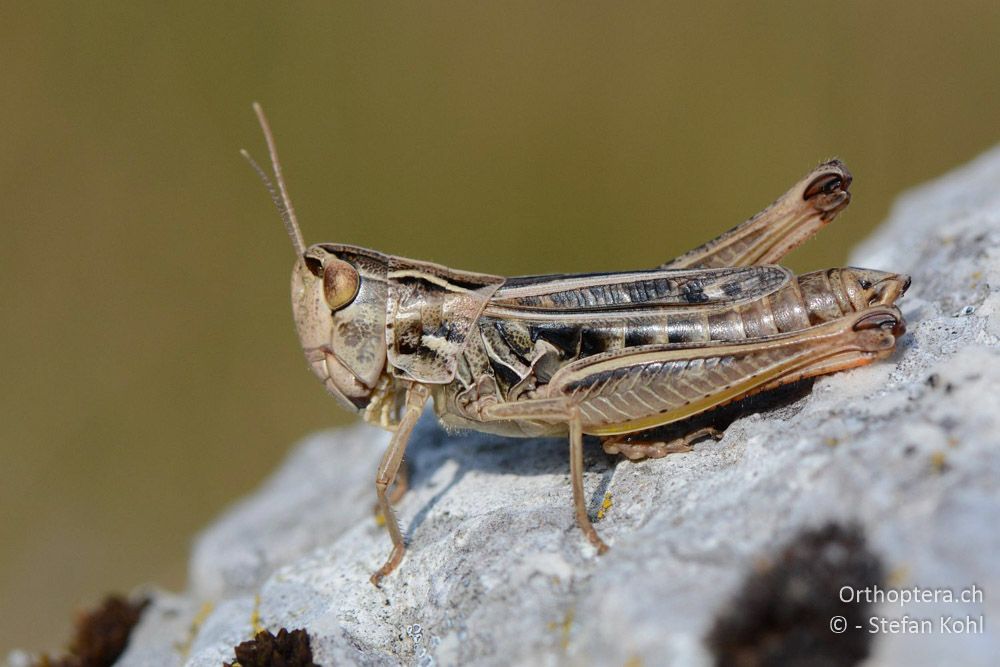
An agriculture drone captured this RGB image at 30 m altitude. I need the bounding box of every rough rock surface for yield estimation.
[13,147,1000,666]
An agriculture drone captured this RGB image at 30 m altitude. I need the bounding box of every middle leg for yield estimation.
[570,410,609,553]
[483,399,611,553]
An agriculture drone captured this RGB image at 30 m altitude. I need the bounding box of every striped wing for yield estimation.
[490,265,791,313]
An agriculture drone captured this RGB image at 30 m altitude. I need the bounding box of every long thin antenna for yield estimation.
[241,102,306,256]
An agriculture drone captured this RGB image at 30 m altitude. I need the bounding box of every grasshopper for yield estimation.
[243,103,909,585]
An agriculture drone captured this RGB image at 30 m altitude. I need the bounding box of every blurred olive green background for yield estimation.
[2,1,998,653]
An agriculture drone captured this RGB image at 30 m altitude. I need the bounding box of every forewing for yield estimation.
[489,265,791,313]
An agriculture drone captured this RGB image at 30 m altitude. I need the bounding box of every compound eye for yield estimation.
[859,279,873,290]
[322,258,360,311]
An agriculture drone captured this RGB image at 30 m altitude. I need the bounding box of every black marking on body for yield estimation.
[681,279,709,303]
[625,326,656,347]
[528,321,582,358]
[431,320,463,343]
[396,319,423,355]
[580,327,619,357]
[492,320,534,362]
[666,314,707,343]
[488,353,523,389]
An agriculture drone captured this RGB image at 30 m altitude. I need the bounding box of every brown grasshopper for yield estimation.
[242,103,909,585]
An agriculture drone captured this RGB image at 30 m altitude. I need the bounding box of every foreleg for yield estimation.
[371,383,430,586]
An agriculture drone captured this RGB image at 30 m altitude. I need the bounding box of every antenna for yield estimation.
[241,102,306,256]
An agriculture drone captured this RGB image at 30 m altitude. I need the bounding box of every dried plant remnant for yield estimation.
[223,628,319,667]
[35,594,148,667]
[706,523,883,667]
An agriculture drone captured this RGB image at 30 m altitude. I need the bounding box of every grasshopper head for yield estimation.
[291,245,390,413]
[243,103,394,414]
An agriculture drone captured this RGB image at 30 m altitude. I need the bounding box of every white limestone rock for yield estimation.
[17,146,1000,667]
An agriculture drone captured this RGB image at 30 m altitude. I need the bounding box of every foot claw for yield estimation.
[370,545,405,586]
